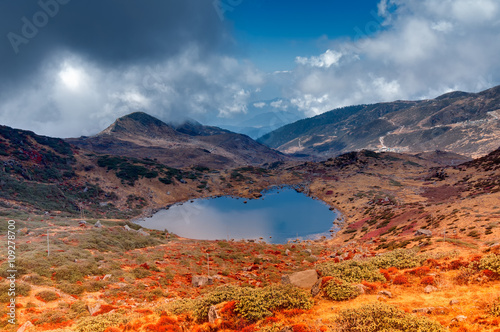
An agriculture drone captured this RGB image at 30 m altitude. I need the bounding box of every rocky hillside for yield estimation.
[258,85,500,159]
[67,112,288,169]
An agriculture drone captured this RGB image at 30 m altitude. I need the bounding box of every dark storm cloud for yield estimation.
[0,0,226,86]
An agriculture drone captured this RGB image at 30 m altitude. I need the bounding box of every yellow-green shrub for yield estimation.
[316,260,385,283]
[323,279,360,301]
[371,248,423,269]
[194,284,313,322]
[489,297,500,316]
[335,302,445,331]
[479,254,500,274]
[75,312,128,332]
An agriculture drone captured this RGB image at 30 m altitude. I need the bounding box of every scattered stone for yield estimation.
[378,290,393,298]
[415,229,432,237]
[355,283,369,295]
[308,255,319,262]
[304,249,312,255]
[311,278,322,297]
[94,220,102,228]
[413,307,434,314]
[103,274,112,281]
[17,321,33,332]
[285,249,291,256]
[88,303,102,316]
[124,225,133,231]
[281,269,318,289]
[192,276,213,287]
[449,299,460,306]
[208,305,219,323]
[424,285,438,293]
[452,315,467,323]
[137,229,150,236]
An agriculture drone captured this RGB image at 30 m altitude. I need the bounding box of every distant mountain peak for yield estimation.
[100,112,177,138]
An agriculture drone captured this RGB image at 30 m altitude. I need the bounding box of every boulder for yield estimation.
[449,299,460,306]
[378,290,393,298]
[452,315,467,323]
[424,285,438,293]
[355,283,369,295]
[103,274,112,281]
[415,229,432,237]
[208,305,219,323]
[137,229,150,236]
[88,303,102,315]
[124,225,133,231]
[192,275,213,287]
[285,249,291,256]
[311,278,322,297]
[17,321,33,332]
[94,220,102,228]
[304,249,312,255]
[281,270,318,289]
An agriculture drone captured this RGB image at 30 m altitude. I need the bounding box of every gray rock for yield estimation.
[304,249,312,255]
[413,307,434,314]
[424,285,438,293]
[378,290,392,298]
[285,249,291,256]
[88,303,101,315]
[103,274,112,281]
[17,321,34,332]
[208,305,219,323]
[137,229,150,236]
[281,270,318,289]
[415,229,432,237]
[449,299,460,306]
[192,275,213,287]
[311,278,322,297]
[452,315,467,322]
[94,220,102,228]
[124,225,133,231]
[355,284,369,295]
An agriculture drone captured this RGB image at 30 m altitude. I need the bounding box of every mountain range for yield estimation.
[258,85,500,158]
[66,112,286,169]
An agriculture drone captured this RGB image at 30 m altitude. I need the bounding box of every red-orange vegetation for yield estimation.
[470,255,482,262]
[407,266,430,276]
[425,258,440,268]
[446,259,468,270]
[380,269,391,281]
[420,276,435,285]
[319,326,328,332]
[321,276,334,287]
[220,301,237,317]
[104,328,121,332]
[144,316,182,332]
[134,308,153,315]
[361,281,380,294]
[483,269,498,279]
[281,309,307,317]
[387,267,399,274]
[93,304,118,316]
[393,274,409,285]
[292,323,314,332]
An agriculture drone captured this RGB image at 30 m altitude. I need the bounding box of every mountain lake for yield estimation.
[137,187,340,243]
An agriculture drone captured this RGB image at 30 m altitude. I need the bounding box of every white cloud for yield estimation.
[0,46,264,137]
[253,102,266,108]
[289,0,500,115]
[295,49,343,68]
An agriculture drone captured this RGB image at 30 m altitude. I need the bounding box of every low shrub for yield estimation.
[371,248,424,269]
[194,285,313,322]
[393,274,409,285]
[323,279,360,301]
[75,312,128,332]
[335,302,445,331]
[480,254,500,274]
[36,290,59,302]
[489,297,500,316]
[421,276,435,285]
[316,260,385,283]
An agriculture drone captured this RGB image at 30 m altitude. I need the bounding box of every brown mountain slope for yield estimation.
[259,85,500,158]
[67,112,287,169]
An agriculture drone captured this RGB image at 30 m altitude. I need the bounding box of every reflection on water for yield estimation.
[138,188,338,243]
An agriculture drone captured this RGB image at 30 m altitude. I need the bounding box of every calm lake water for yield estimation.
[138,188,338,243]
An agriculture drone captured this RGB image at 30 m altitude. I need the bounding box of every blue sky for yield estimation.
[227,0,383,71]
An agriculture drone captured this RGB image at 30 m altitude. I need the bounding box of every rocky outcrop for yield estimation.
[281,270,318,289]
